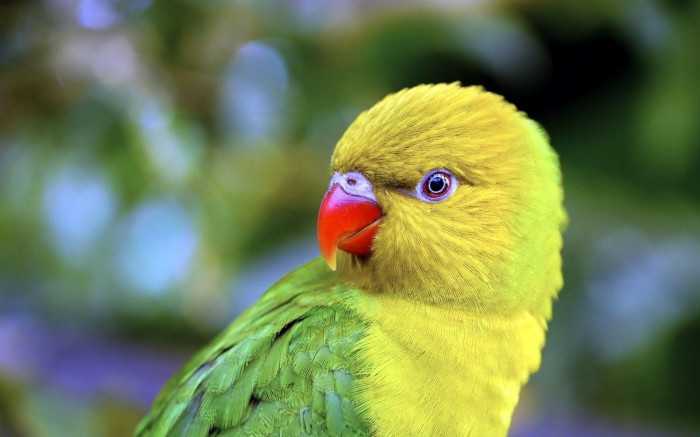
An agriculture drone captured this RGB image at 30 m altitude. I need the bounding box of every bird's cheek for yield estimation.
[317,184,383,271]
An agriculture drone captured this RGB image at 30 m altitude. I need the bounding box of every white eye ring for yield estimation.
[415,169,458,203]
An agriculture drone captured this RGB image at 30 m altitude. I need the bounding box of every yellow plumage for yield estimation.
[137,83,565,437]
[331,83,566,436]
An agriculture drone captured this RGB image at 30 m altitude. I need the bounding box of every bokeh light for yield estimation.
[0,1,698,435]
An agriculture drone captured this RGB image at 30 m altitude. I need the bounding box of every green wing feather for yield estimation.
[135,258,371,437]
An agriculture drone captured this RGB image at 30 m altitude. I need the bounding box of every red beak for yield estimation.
[317,184,382,270]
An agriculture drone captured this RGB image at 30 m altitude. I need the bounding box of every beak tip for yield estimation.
[323,251,337,271]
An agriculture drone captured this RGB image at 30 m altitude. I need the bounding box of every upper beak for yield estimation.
[317,174,382,270]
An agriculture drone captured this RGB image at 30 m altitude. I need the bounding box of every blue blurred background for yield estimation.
[1,1,699,436]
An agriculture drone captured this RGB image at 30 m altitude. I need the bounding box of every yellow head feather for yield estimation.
[332,83,566,316]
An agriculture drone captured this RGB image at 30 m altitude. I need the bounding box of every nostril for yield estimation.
[346,177,357,186]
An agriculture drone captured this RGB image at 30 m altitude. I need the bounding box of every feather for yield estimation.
[136,259,371,436]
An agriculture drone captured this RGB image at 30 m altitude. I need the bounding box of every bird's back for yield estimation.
[136,259,371,437]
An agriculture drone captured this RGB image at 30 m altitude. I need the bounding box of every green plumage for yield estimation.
[135,259,371,437]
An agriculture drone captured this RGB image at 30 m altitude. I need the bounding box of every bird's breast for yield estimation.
[352,295,547,437]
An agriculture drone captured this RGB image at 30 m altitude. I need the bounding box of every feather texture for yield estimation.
[137,84,565,437]
[135,259,371,437]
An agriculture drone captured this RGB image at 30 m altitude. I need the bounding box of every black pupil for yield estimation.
[428,174,447,194]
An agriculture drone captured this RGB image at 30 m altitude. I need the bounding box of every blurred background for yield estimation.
[1,0,699,436]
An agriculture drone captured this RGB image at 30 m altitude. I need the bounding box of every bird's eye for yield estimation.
[416,169,457,202]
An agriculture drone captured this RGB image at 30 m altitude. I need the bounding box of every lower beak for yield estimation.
[317,184,382,270]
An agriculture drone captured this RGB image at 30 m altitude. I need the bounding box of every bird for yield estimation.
[135,83,566,437]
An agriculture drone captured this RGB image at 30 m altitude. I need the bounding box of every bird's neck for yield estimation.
[353,294,548,437]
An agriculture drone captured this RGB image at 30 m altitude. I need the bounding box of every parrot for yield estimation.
[135,83,566,437]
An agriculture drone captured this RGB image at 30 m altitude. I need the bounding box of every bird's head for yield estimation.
[318,84,565,313]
